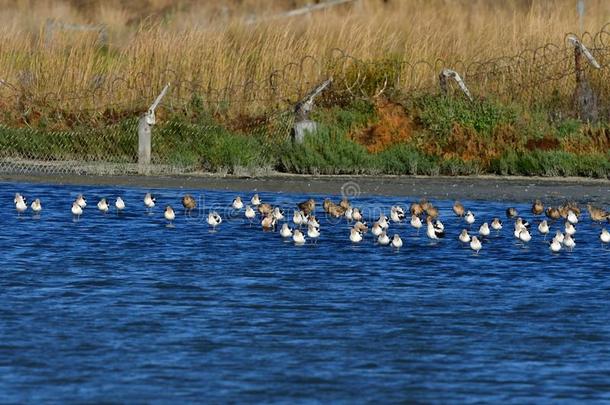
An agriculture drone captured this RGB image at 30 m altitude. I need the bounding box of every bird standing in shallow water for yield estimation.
[251,194,261,206]
[391,234,403,249]
[550,238,562,253]
[298,198,316,216]
[350,228,363,243]
[293,229,306,245]
[15,194,27,216]
[280,223,293,239]
[115,197,125,214]
[144,193,155,212]
[377,231,390,246]
[76,194,87,209]
[307,223,320,243]
[31,198,42,216]
[164,205,175,226]
[410,215,422,234]
[71,201,82,221]
[506,207,519,219]
[453,201,465,217]
[207,211,222,231]
[479,222,490,237]
[465,211,475,225]
[532,200,544,216]
[459,229,471,243]
[245,205,256,224]
[538,220,549,238]
[470,236,482,254]
[565,222,576,236]
[491,218,502,232]
[426,217,445,240]
[563,234,575,251]
[182,195,197,215]
[97,198,109,214]
[232,196,244,210]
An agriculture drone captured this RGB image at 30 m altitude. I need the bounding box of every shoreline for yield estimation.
[1,173,609,203]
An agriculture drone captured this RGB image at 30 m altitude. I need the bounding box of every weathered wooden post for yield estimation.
[439,68,473,101]
[138,83,170,174]
[292,78,332,144]
[568,35,600,122]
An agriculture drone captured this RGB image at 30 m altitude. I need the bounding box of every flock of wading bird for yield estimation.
[11,192,610,253]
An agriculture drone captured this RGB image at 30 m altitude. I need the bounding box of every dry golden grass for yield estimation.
[0,0,609,121]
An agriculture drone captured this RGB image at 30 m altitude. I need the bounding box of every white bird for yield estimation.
[391,234,403,249]
[491,218,503,231]
[377,231,390,246]
[563,234,575,251]
[550,238,562,253]
[390,206,405,223]
[76,194,87,209]
[251,193,261,206]
[245,205,256,222]
[410,215,422,233]
[164,205,175,225]
[465,210,475,225]
[144,193,155,210]
[307,215,320,229]
[601,229,610,246]
[15,194,27,215]
[350,228,363,243]
[565,222,576,236]
[459,229,471,243]
[378,215,389,230]
[280,223,293,239]
[293,229,306,245]
[470,236,482,254]
[554,230,564,244]
[207,211,222,230]
[115,197,125,213]
[538,220,549,237]
[478,222,490,237]
[293,210,305,227]
[352,208,363,222]
[31,198,42,215]
[97,198,109,214]
[307,223,320,242]
[14,193,23,204]
[71,201,83,219]
[232,196,244,210]
[426,218,445,240]
[371,222,383,237]
[518,229,532,243]
[567,210,578,225]
[272,207,284,221]
[345,207,354,222]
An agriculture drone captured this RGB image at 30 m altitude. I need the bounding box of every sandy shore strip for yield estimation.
[1,173,609,203]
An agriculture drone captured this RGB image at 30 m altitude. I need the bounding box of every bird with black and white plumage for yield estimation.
[280,223,293,239]
[293,229,306,245]
[97,198,110,214]
[232,196,244,210]
[410,214,422,233]
[251,193,261,206]
[464,210,475,225]
[31,198,42,216]
[479,222,490,237]
[600,229,610,247]
[350,228,363,244]
[563,234,576,251]
[538,220,549,238]
[426,217,445,240]
[390,206,405,223]
[307,223,320,243]
[15,193,27,215]
[506,207,519,219]
[245,205,256,223]
[377,231,390,246]
[164,205,175,225]
[565,221,576,236]
[470,236,482,254]
[144,193,155,211]
[459,229,471,244]
[115,197,125,214]
[391,234,403,249]
[550,237,562,253]
[371,222,383,237]
[71,200,83,220]
[491,218,503,232]
[207,211,222,230]
[76,194,87,209]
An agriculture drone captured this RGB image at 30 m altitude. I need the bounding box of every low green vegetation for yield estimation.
[0,93,608,178]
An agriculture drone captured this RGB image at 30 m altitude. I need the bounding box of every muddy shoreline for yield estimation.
[1,173,609,203]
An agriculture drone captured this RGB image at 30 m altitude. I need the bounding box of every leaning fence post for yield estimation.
[138,83,170,174]
[568,35,600,122]
[292,78,332,144]
[439,69,473,101]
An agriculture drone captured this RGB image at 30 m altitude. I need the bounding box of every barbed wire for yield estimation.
[0,24,609,176]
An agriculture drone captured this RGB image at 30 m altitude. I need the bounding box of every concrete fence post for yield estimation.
[292,78,332,144]
[439,68,473,101]
[138,83,170,174]
[567,35,600,122]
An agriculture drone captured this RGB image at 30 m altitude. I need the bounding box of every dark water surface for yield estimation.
[1,181,609,403]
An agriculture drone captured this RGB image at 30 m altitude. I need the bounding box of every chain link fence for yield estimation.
[0,24,609,176]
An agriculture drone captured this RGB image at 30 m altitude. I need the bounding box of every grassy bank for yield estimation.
[1,95,608,178]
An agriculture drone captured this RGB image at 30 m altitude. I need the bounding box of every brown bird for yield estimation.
[425,205,439,219]
[328,204,346,218]
[531,199,544,215]
[588,204,609,222]
[410,202,424,217]
[261,214,276,231]
[353,221,369,233]
[506,207,518,219]
[323,198,334,213]
[340,198,350,210]
[258,203,273,216]
[560,202,580,218]
[546,207,561,220]
[182,194,197,213]
[453,201,465,217]
[298,199,316,216]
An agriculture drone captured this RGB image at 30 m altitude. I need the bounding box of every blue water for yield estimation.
[1,181,609,403]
